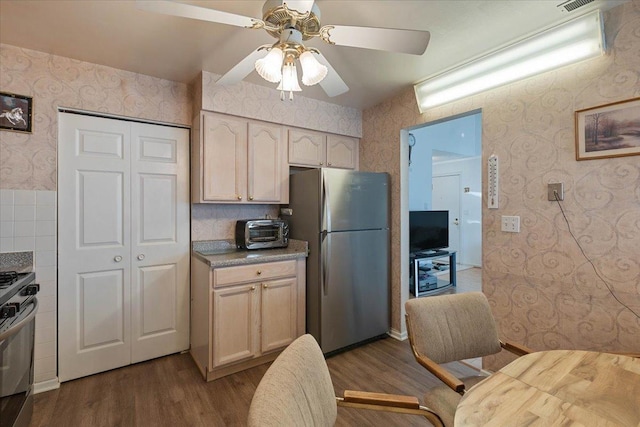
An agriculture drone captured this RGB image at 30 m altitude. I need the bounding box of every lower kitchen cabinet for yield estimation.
[191,257,306,381]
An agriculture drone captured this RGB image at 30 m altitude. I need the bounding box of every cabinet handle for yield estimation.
[250,286,256,291]
[256,270,262,275]
[263,283,268,289]
[237,195,242,200]
[114,256,122,263]
[328,162,332,166]
[137,254,145,261]
[248,196,254,201]
[319,161,323,165]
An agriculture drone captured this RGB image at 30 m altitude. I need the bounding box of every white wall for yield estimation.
[408,112,481,210]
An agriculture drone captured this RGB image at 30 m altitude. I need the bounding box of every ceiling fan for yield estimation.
[137,0,431,100]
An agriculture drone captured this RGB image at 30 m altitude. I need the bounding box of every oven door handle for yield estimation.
[0,298,38,342]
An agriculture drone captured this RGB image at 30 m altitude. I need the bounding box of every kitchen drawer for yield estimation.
[213,260,297,287]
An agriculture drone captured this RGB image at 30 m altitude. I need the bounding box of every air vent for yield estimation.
[558,0,595,12]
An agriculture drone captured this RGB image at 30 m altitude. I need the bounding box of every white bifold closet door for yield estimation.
[58,113,190,382]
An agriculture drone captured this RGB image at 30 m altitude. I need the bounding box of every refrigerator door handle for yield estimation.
[322,173,332,233]
[321,231,330,296]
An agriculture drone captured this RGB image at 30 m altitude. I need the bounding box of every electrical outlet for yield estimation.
[501,215,520,233]
[548,183,564,201]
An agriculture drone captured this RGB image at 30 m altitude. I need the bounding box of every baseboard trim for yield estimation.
[387,328,407,341]
[34,378,60,394]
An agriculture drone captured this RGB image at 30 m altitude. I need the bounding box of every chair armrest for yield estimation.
[500,340,533,357]
[337,391,445,427]
[343,390,420,409]
[414,353,465,394]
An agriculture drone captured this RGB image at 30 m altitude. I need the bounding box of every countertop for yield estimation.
[192,239,308,268]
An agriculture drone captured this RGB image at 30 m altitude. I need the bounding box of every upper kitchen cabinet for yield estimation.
[288,129,359,170]
[192,111,288,204]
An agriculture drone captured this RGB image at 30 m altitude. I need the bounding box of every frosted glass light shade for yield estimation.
[277,62,302,92]
[299,51,328,86]
[414,11,604,112]
[255,47,284,83]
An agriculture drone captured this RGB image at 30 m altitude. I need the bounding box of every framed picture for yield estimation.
[575,97,640,160]
[0,92,33,133]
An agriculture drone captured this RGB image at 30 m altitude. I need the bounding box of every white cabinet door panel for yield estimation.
[78,269,127,349]
[77,170,125,247]
[138,174,177,243]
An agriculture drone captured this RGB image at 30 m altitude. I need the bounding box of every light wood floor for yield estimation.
[32,337,479,427]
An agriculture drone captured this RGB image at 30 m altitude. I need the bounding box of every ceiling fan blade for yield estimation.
[321,25,430,55]
[283,1,315,13]
[216,49,267,86]
[314,52,349,97]
[136,0,257,28]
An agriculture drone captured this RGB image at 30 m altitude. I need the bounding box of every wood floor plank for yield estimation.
[33,337,480,426]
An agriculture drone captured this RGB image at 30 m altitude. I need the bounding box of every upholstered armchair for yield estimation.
[405,292,532,427]
[248,334,445,426]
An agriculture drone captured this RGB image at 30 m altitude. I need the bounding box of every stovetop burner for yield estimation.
[0,271,19,288]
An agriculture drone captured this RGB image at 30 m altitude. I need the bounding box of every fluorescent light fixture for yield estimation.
[414,11,604,112]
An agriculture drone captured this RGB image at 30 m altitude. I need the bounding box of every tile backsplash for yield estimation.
[0,189,57,385]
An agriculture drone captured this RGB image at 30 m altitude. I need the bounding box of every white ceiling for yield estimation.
[0,0,626,110]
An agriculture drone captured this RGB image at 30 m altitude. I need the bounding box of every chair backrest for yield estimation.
[247,334,338,427]
[405,292,502,364]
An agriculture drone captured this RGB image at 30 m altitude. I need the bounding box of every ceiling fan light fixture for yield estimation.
[255,47,284,83]
[299,50,328,86]
[277,60,302,100]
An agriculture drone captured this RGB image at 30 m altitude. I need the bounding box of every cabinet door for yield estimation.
[247,122,287,203]
[212,284,259,367]
[288,129,326,167]
[202,113,247,202]
[326,134,358,169]
[261,277,297,354]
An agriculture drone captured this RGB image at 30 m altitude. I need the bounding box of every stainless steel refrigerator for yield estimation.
[286,168,390,354]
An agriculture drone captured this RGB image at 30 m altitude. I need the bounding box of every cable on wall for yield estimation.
[553,190,640,320]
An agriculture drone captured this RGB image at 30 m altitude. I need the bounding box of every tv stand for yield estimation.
[410,250,456,297]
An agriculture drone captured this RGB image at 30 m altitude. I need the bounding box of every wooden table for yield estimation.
[455,350,640,427]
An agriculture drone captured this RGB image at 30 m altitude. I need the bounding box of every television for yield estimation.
[409,210,449,254]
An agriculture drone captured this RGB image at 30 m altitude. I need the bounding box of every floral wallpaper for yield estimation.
[199,71,362,138]
[0,44,192,191]
[361,0,640,369]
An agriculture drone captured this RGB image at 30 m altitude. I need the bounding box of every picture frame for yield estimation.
[575,97,640,161]
[0,92,33,133]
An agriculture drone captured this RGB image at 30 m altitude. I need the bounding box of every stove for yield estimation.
[0,271,36,309]
[0,269,38,427]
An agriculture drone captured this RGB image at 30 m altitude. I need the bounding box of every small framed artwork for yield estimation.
[575,97,640,160]
[0,92,33,133]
